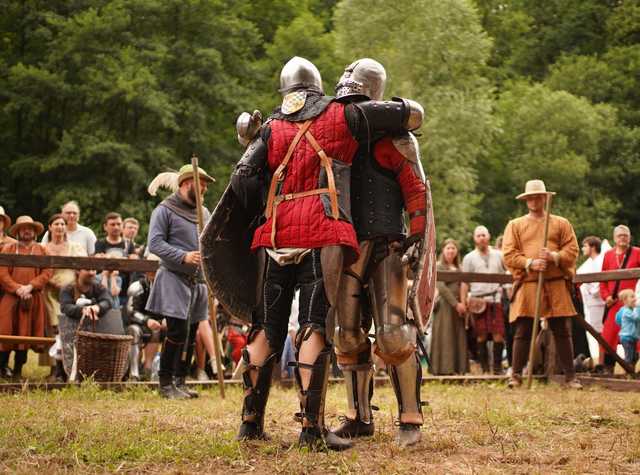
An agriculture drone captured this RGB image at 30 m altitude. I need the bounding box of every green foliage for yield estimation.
[479,81,619,237]
[334,0,496,240]
[0,0,638,245]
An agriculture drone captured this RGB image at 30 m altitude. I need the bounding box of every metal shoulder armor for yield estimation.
[392,132,426,181]
[127,280,145,298]
[236,110,263,147]
[391,97,424,131]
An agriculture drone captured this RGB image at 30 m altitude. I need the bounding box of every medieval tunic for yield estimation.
[430,263,469,375]
[502,214,579,322]
[0,242,52,351]
[44,241,86,327]
[146,193,210,321]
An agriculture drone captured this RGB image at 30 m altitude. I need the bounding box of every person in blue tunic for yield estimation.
[146,164,214,399]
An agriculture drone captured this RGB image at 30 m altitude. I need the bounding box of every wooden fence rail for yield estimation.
[1,254,639,284]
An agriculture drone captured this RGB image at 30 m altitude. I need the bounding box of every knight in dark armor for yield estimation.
[123,254,165,381]
[211,56,424,451]
[331,59,431,447]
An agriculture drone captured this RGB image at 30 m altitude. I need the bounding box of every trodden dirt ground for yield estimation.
[1,380,639,474]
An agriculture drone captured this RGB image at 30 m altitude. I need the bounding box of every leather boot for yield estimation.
[54,360,67,383]
[175,376,199,398]
[334,364,375,438]
[294,345,353,451]
[298,426,353,451]
[12,350,27,381]
[237,350,276,441]
[158,339,188,399]
[478,342,489,374]
[493,342,505,375]
[174,331,198,398]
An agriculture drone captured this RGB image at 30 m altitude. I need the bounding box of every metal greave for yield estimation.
[389,353,423,424]
[294,345,332,430]
[343,364,374,423]
[240,349,276,430]
[126,325,143,379]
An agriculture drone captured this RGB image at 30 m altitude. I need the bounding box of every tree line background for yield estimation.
[1,0,639,248]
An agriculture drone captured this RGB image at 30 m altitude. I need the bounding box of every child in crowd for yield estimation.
[615,289,640,367]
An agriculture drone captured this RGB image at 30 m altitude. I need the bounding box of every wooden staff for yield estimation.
[526,194,553,389]
[191,155,225,398]
[574,313,636,376]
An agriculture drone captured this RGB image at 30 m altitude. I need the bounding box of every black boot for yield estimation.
[334,363,375,438]
[0,351,11,379]
[493,342,505,375]
[54,360,67,383]
[298,426,353,452]
[294,346,353,452]
[174,327,198,398]
[478,342,490,374]
[237,350,276,441]
[158,339,189,400]
[12,350,27,380]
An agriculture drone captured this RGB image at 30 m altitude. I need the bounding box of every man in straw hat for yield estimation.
[146,164,214,399]
[502,180,582,389]
[0,207,16,249]
[0,216,52,380]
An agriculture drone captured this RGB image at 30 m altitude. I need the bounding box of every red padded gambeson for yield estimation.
[251,102,360,252]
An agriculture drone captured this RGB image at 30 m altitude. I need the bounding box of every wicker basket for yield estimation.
[75,315,133,382]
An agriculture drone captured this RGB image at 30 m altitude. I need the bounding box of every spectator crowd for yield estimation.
[0,202,244,383]
[0,201,639,384]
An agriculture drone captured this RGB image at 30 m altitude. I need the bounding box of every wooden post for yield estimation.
[527,194,553,389]
[574,313,636,376]
[191,155,225,398]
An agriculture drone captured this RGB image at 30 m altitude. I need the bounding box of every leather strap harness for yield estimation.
[265,119,340,249]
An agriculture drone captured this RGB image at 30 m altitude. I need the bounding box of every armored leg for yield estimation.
[333,242,376,437]
[334,345,375,438]
[237,344,276,441]
[126,324,143,381]
[237,256,294,441]
[370,246,423,446]
[388,353,423,447]
[294,326,352,451]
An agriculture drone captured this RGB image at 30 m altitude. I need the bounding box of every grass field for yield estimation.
[1,379,639,474]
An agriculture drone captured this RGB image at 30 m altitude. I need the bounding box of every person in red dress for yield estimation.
[599,225,640,373]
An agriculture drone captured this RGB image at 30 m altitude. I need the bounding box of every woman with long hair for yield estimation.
[429,238,469,375]
[44,213,86,381]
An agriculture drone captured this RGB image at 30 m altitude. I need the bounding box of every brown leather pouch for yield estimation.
[468,297,487,314]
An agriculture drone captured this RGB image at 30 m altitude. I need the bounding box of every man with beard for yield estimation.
[0,216,52,379]
[328,59,430,447]
[461,226,508,375]
[146,164,215,399]
[225,56,423,451]
[502,180,582,389]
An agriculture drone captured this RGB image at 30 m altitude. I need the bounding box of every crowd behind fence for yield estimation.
[1,252,638,383]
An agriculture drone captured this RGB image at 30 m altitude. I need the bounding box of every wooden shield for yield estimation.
[200,184,259,323]
[407,179,437,331]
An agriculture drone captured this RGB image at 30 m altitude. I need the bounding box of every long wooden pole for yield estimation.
[191,155,225,398]
[526,194,554,389]
[574,313,636,376]
[0,335,55,345]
